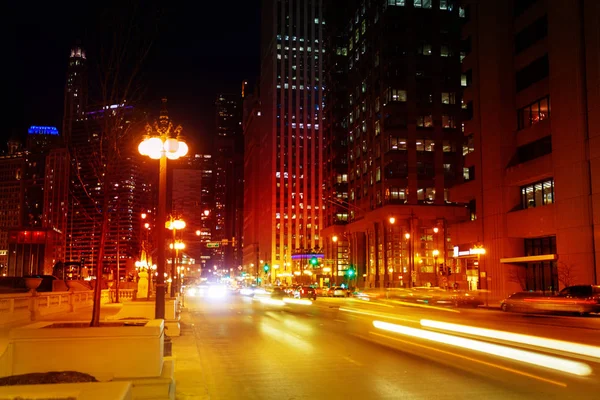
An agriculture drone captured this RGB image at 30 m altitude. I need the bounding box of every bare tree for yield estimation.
[557,261,577,289]
[507,266,527,291]
[66,4,158,327]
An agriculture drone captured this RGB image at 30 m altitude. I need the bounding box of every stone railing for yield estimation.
[0,290,94,327]
[100,288,137,304]
[0,288,138,328]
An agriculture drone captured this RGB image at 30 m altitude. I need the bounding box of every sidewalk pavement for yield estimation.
[170,309,210,400]
[0,304,122,355]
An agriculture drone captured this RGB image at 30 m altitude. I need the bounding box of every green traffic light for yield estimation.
[263,264,269,272]
[347,269,355,277]
[310,257,318,266]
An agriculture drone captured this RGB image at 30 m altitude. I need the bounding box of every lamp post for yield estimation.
[405,232,412,288]
[169,240,185,296]
[332,236,338,287]
[138,99,188,320]
[432,249,440,287]
[166,217,186,297]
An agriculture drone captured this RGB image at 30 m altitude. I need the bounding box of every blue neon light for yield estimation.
[28,126,59,136]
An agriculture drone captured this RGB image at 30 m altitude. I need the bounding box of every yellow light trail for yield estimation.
[420,319,600,360]
[372,320,592,377]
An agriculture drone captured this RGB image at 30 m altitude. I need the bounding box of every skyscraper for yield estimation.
[214,92,244,274]
[62,45,88,143]
[243,0,325,282]
[322,0,466,289]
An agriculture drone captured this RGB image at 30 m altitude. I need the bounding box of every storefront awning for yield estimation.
[500,254,557,263]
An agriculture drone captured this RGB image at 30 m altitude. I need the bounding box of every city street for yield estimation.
[174,294,600,399]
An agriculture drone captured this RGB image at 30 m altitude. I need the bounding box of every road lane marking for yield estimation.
[305,313,314,317]
[368,331,568,388]
[344,356,363,366]
[334,319,347,323]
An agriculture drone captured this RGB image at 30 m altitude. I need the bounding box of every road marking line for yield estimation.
[368,331,568,388]
[305,313,314,317]
[334,319,347,323]
[344,356,363,366]
[383,299,461,313]
[340,307,417,323]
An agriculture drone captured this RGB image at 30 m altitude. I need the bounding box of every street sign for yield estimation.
[206,242,220,248]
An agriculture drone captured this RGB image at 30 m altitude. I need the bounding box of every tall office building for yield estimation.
[2,126,69,276]
[214,92,244,274]
[243,0,325,281]
[321,0,467,289]
[66,104,148,279]
[0,139,24,274]
[62,45,88,143]
[449,0,600,300]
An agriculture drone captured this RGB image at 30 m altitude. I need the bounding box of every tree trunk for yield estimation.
[90,169,112,327]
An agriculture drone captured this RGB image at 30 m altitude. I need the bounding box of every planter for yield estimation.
[0,381,132,400]
[23,278,42,292]
[1,320,165,380]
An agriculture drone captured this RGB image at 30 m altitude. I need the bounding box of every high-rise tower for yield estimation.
[243,0,325,282]
[62,44,88,143]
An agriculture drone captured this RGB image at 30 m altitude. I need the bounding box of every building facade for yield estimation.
[449,0,600,301]
[214,92,244,274]
[243,0,326,282]
[322,0,468,290]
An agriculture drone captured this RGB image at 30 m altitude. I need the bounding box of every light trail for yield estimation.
[420,319,600,360]
[373,320,592,377]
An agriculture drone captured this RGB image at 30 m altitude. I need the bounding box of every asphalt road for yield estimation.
[180,295,600,399]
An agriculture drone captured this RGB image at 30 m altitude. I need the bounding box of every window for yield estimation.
[518,96,550,130]
[376,167,381,182]
[515,15,548,54]
[375,120,381,136]
[468,199,476,220]
[388,88,407,102]
[425,140,435,151]
[440,0,448,10]
[461,69,472,87]
[414,0,432,8]
[416,139,424,152]
[441,92,456,104]
[440,45,452,57]
[443,163,454,178]
[361,80,367,93]
[388,0,405,5]
[375,97,380,112]
[521,179,554,209]
[418,43,432,55]
[463,166,475,181]
[516,54,549,92]
[442,115,456,128]
[442,140,454,152]
[417,115,433,128]
[417,188,435,201]
[361,20,366,34]
[387,187,407,202]
[462,134,475,155]
[390,137,407,150]
[516,135,552,164]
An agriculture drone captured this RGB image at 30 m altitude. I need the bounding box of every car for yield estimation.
[293,286,316,300]
[330,286,350,297]
[270,286,288,298]
[313,286,331,297]
[500,291,546,312]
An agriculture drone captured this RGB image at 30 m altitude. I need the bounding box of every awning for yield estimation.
[500,254,558,264]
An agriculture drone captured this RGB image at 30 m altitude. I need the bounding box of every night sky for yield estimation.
[6,0,261,153]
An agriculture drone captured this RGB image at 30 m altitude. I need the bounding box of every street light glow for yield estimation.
[405,233,410,239]
[332,235,338,243]
[433,227,439,233]
[389,217,396,224]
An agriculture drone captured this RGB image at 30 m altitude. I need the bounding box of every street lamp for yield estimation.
[432,249,440,287]
[138,99,188,320]
[331,236,338,287]
[405,232,413,288]
[166,217,186,297]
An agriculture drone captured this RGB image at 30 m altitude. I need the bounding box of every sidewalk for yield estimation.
[0,304,122,355]
[170,310,210,400]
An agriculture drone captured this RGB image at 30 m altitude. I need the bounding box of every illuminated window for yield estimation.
[418,43,432,55]
[417,115,433,128]
[390,137,407,150]
[441,92,456,104]
[440,45,452,57]
[388,0,405,5]
[442,115,456,128]
[375,121,381,136]
[387,88,407,102]
[518,96,550,130]
[521,179,554,209]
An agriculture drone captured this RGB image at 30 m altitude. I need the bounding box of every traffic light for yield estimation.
[438,265,444,275]
[310,256,318,266]
[447,266,452,276]
[347,268,355,277]
[263,264,270,273]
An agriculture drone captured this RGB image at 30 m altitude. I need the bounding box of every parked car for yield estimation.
[293,286,317,300]
[500,291,546,312]
[501,285,600,315]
